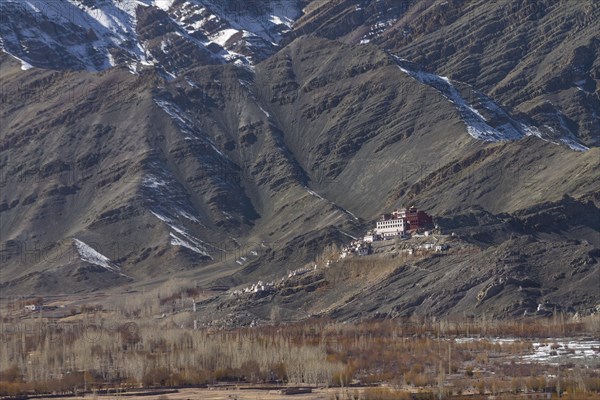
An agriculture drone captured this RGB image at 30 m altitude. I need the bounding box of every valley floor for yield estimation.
[23,384,600,400]
[26,388,333,400]
[1,313,599,399]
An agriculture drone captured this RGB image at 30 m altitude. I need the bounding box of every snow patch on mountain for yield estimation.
[150,210,214,258]
[74,238,129,276]
[0,0,149,70]
[545,125,589,152]
[392,56,588,151]
[170,232,210,256]
[20,60,33,70]
[395,62,522,141]
[303,186,359,221]
[211,28,240,47]
[154,98,227,157]
[304,187,325,201]
[0,0,302,72]
[143,160,217,259]
[143,175,169,189]
[360,18,397,45]
[200,0,300,45]
[154,0,175,11]
[144,168,206,231]
[6,53,34,70]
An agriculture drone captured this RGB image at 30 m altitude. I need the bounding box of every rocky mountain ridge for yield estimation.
[0,0,301,73]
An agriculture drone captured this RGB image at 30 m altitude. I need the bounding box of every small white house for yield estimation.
[25,305,38,311]
[363,231,381,243]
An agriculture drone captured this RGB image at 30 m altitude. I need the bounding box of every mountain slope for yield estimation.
[2,36,598,296]
[0,1,598,321]
[293,0,600,147]
[0,0,301,74]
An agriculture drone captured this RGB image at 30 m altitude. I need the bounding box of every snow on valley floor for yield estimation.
[455,337,600,366]
[524,339,600,365]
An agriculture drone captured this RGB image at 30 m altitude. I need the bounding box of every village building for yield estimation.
[357,246,370,256]
[337,206,451,260]
[404,206,433,231]
[24,304,59,312]
[435,244,449,252]
[342,240,372,256]
[375,214,408,238]
[363,230,381,243]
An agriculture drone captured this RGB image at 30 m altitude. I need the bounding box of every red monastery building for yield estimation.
[404,206,433,231]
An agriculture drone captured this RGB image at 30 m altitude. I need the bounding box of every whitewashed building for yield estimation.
[435,244,449,252]
[363,230,381,243]
[375,216,407,238]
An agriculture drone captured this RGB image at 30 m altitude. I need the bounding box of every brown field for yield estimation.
[27,386,600,400]
[32,387,335,400]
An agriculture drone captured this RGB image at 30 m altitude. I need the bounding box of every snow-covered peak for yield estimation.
[0,0,301,74]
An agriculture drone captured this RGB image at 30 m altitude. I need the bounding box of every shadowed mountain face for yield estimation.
[0,1,598,319]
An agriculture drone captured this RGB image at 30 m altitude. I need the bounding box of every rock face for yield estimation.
[0,1,598,320]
